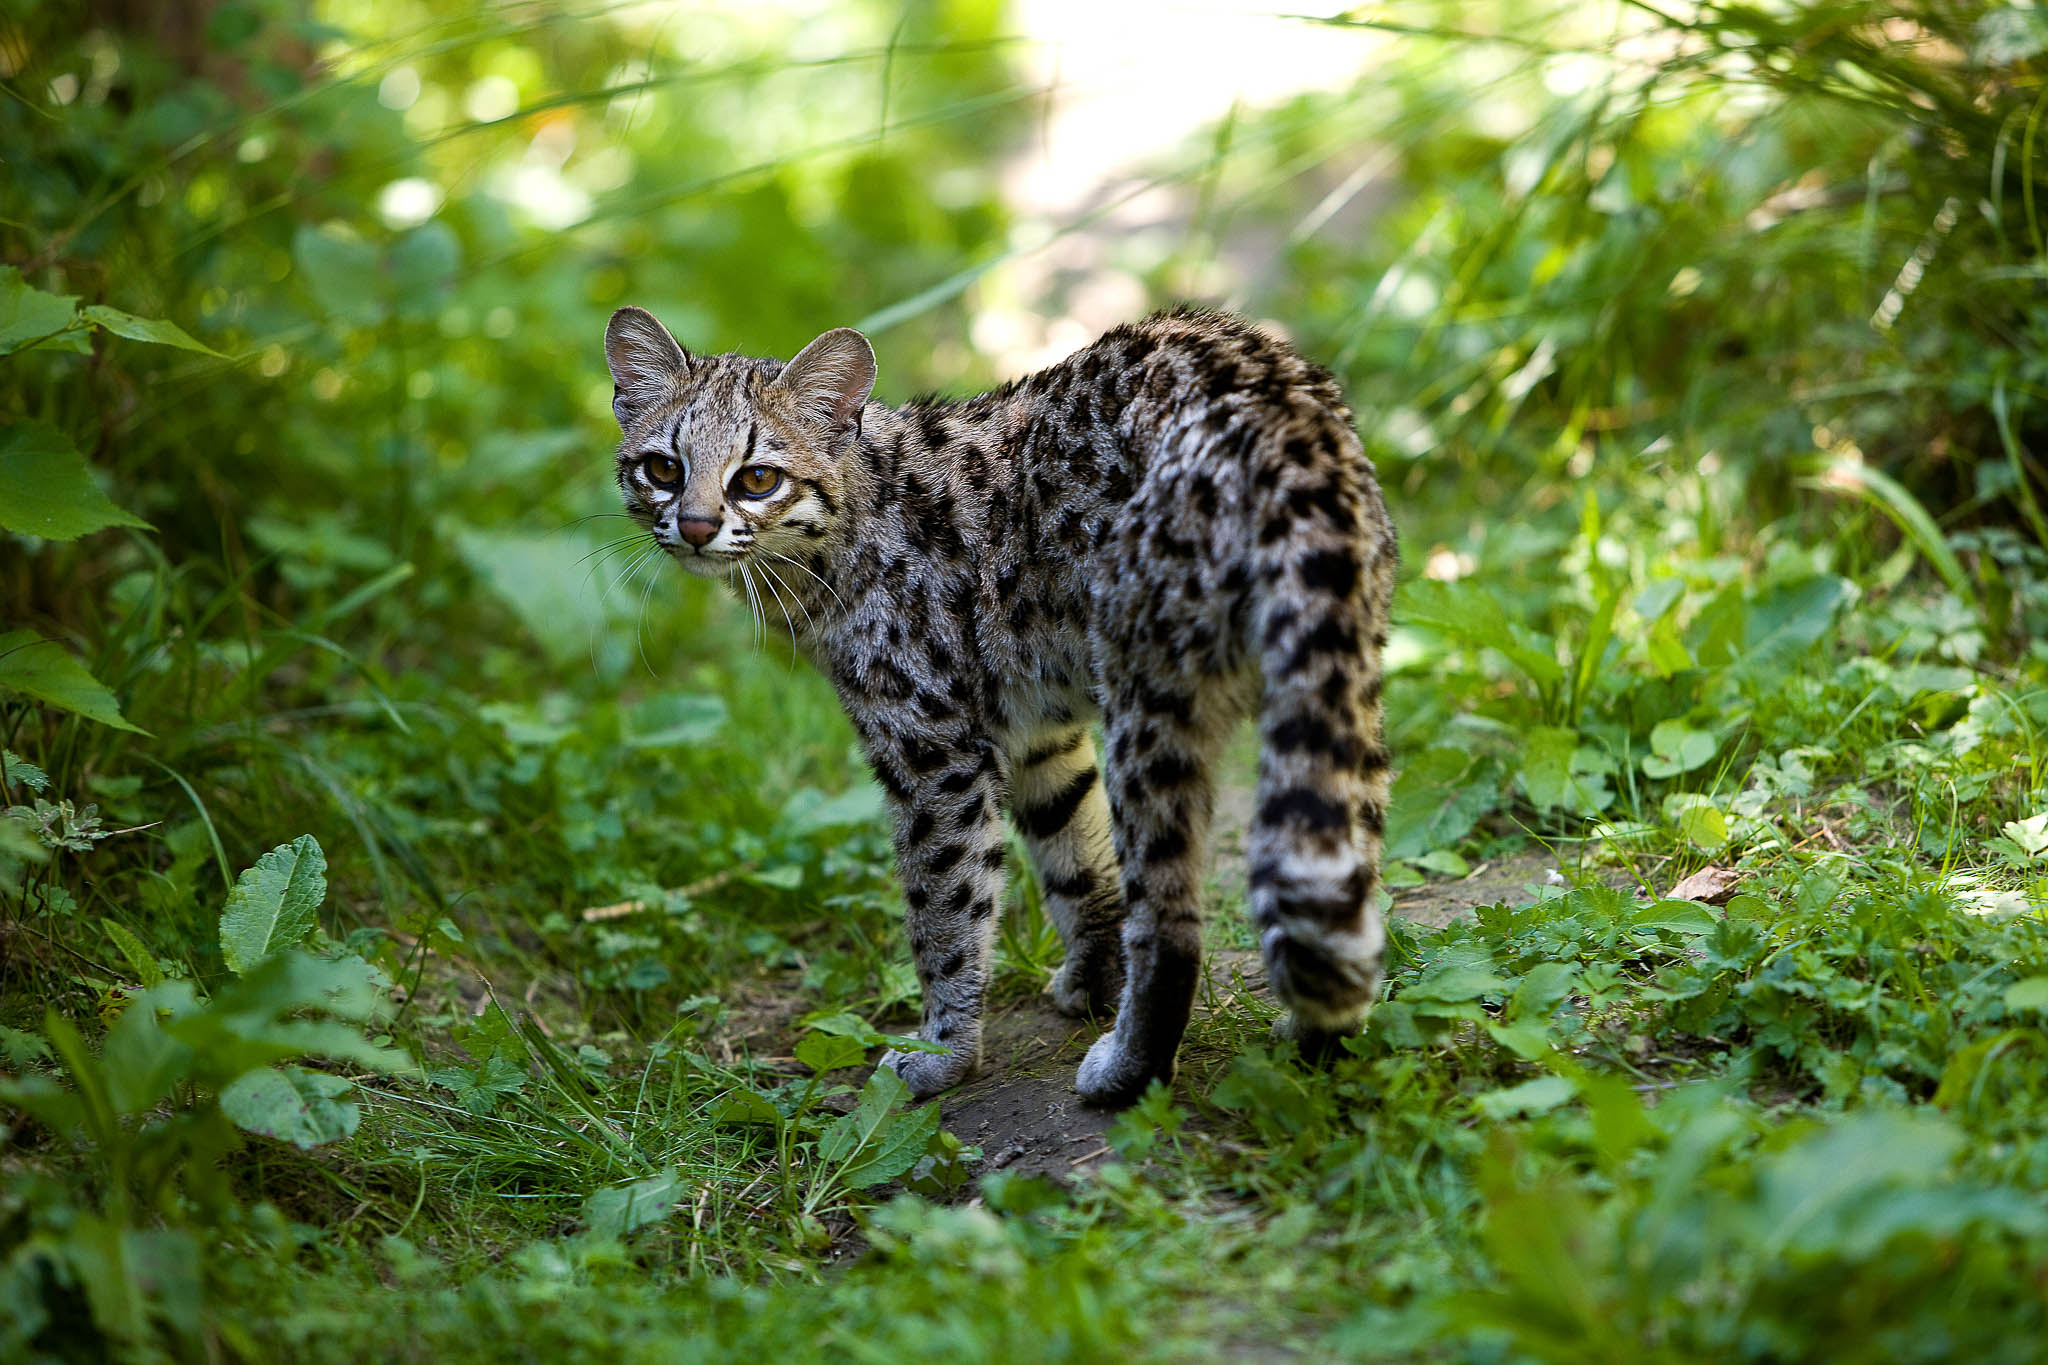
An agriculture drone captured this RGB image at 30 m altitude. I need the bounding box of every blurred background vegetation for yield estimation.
[6,0,2048,1359]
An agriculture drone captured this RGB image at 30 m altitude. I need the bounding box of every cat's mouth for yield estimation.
[667,545,744,578]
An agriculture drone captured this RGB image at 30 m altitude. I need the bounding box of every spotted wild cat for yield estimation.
[602,306,1395,1106]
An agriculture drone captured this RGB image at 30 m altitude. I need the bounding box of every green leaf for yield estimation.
[583,1170,686,1239]
[101,919,166,988]
[2001,813,2048,862]
[292,224,386,327]
[220,1065,359,1149]
[780,782,887,835]
[1384,746,1504,861]
[2004,977,2048,1015]
[80,304,223,357]
[795,1031,868,1074]
[1640,720,1717,780]
[826,1068,943,1191]
[1740,574,1854,671]
[712,1088,782,1125]
[3,748,50,792]
[218,835,328,974]
[387,223,462,317]
[1403,579,1563,687]
[1403,964,1512,1004]
[1507,961,1577,1022]
[623,692,729,748]
[0,631,147,733]
[1663,794,1729,851]
[1519,726,1614,815]
[0,268,83,354]
[1630,899,1718,935]
[1472,1074,1576,1120]
[0,421,150,541]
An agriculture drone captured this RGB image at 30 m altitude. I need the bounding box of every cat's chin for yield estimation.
[671,550,737,579]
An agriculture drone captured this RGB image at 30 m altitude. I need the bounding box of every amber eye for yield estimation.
[643,454,681,486]
[733,465,782,498]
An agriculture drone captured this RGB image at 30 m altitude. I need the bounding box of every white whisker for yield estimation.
[762,548,845,612]
[755,558,806,662]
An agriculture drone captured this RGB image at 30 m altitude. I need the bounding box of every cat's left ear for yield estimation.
[604,306,691,429]
[772,327,876,441]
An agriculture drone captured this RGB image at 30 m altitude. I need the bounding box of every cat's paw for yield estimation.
[1074,1029,1172,1108]
[1048,946,1123,1018]
[880,1044,977,1098]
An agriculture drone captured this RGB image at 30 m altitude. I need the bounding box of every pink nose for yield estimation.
[677,518,718,549]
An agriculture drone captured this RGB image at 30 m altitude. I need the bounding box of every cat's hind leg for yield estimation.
[1009,726,1125,1017]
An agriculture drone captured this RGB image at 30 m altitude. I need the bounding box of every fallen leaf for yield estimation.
[1666,865,1740,905]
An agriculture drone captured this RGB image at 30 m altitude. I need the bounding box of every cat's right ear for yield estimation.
[604,307,691,429]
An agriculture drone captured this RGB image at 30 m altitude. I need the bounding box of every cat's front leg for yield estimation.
[869,736,1009,1099]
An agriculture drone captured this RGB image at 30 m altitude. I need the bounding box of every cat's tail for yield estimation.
[1245,409,1395,1039]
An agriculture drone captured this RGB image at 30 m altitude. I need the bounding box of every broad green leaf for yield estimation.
[1740,574,1853,670]
[1631,899,1718,935]
[2001,813,2048,861]
[822,1065,944,1190]
[1641,720,1717,779]
[1384,746,1504,861]
[220,1065,359,1149]
[0,268,83,354]
[80,304,223,357]
[1507,961,1577,1022]
[795,1031,868,1074]
[454,528,621,666]
[387,222,462,317]
[1403,579,1563,687]
[1519,726,1614,815]
[218,835,328,974]
[1663,794,1729,851]
[1485,1020,1553,1062]
[0,631,147,733]
[623,692,728,748]
[2004,976,2048,1014]
[1473,1074,1576,1120]
[583,1170,686,1239]
[1403,964,1512,1004]
[0,421,150,541]
[712,1088,782,1125]
[780,781,887,835]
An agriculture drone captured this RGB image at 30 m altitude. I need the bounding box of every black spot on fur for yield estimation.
[1299,549,1359,598]
[1258,787,1348,832]
[1017,766,1098,839]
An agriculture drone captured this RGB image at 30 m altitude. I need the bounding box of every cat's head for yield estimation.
[603,306,875,579]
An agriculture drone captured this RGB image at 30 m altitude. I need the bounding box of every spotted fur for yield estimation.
[604,306,1396,1106]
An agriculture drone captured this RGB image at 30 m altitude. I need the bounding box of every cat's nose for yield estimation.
[677,517,719,549]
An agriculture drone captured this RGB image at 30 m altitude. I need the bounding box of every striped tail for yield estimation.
[1245,412,1394,1038]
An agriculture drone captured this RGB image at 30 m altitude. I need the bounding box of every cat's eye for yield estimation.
[643,454,681,486]
[733,465,782,498]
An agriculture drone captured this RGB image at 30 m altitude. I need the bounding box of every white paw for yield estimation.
[1074,1029,1168,1108]
[880,1045,976,1098]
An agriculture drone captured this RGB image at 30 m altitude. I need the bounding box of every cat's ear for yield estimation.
[604,307,691,429]
[772,327,876,440]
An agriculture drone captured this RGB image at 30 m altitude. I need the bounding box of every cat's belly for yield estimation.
[992,636,1099,741]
